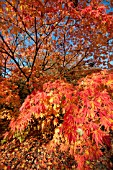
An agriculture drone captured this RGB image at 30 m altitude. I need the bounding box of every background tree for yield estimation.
[0,0,113,82]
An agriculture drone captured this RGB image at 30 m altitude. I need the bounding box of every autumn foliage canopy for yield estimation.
[0,0,113,169]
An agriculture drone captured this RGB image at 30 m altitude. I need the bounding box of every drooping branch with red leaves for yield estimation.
[3,70,113,169]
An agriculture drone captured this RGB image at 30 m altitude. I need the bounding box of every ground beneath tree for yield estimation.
[0,119,113,170]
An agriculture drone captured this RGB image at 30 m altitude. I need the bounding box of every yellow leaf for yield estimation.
[107,80,113,86]
[20,5,23,10]
[6,7,9,11]
[85,150,89,156]
[49,97,54,103]
[86,160,91,165]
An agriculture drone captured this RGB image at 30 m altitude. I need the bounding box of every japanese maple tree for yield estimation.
[3,69,113,169]
[0,0,113,169]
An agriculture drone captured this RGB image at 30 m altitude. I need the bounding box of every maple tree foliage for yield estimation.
[3,70,113,169]
[0,0,113,103]
[0,0,113,82]
[0,0,113,169]
[0,76,21,120]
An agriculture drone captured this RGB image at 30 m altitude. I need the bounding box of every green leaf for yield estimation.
[1,139,7,144]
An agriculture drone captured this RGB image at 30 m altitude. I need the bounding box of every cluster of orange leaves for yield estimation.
[0,77,21,111]
[4,70,113,169]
